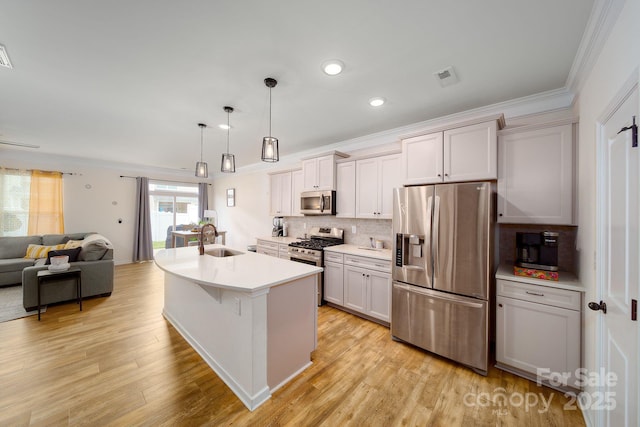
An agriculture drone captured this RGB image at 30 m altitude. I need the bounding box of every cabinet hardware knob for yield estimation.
[499,213,503,217]
[437,174,441,177]
[445,173,449,177]
[498,303,503,308]
[588,300,607,314]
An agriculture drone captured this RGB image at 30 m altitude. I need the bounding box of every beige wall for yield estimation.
[574,0,639,424]
[1,151,211,265]
[211,170,273,250]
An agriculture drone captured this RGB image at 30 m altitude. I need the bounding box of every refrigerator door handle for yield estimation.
[432,195,441,276]
[425,195,433,281]
[393,282,485,309]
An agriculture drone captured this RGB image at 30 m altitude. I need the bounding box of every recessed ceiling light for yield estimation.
[369,97,385,107]
[322,60,344,76]
[218,124,230,130]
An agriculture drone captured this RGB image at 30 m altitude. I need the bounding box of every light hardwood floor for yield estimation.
[0,263,585,426]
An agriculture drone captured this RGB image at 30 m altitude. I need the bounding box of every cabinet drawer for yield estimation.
[344,255,391,273]
[278,243,290,253]
[324,252,344,263]
[497,279,580,311]
[257,247,278,257]
[257,240,279,250]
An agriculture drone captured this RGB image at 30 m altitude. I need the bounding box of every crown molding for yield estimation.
[1,147,207,182]
[566,0,626,93]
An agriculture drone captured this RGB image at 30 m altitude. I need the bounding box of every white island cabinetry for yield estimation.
[495,265,583,392]
[154,245,321,411]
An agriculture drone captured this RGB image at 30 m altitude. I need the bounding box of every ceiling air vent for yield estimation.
[0,45,13,69]
[433,66,458,87]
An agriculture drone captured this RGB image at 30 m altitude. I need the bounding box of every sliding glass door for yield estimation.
[149,182,200,250]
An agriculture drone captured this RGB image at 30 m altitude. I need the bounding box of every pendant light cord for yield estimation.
[269,86,272,138]
[226,110,230,154]
[200,125,204,161]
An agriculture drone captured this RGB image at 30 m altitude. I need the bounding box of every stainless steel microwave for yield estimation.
[300,190,336,215]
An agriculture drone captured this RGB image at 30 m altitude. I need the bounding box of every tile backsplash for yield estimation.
[283,217,392,249]
[282,217,578,274]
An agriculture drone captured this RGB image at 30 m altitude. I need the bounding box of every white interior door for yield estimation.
[597,82,639,427]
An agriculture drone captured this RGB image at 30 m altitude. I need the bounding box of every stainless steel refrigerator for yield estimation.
[391,181,494,375]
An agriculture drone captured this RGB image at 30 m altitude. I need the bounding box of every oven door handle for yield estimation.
[320,195,325,212]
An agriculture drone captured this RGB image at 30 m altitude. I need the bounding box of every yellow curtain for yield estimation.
[28,170,64,235]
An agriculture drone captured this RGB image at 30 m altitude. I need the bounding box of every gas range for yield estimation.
[288,227,344,266]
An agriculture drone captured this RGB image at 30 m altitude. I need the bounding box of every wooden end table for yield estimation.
[36,267,82,321]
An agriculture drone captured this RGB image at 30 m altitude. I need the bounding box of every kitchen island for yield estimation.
[154,244,323,411]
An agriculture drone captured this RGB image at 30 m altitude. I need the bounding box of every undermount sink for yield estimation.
[205,248,244,257]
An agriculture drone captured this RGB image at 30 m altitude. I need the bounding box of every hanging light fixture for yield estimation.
[261,77,279,162]
[221,106,236,173]
[195,123,208,178]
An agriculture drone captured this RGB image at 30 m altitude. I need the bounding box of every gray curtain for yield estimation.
[133,176,153,262]
[198,182,208,221]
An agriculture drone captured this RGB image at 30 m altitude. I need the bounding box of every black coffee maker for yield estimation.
[516,231,559,271]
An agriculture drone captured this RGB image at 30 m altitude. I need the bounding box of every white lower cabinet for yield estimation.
[324,252,344,305]
[278,243,290,259]
[256,239,290,259]
[344,266,367,312]
[325,251,391,324]
[496,278,581,391]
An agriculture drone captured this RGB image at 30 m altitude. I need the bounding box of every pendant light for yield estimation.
[261,77,279,162]
[195,123,208,178]
[221,106,235,173]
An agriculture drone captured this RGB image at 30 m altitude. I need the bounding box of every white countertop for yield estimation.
[324,244,392,261]
[256,236,302,245]
[495,264,584,293]
[154,244,322,292]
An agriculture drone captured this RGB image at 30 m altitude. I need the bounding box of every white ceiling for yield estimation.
[0,0,595,173]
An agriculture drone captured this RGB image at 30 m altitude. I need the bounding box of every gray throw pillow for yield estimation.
[78,240,108,261]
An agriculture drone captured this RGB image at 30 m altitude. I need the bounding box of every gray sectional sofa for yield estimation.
[0,232,114,311]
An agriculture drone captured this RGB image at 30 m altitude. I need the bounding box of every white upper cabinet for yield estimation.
[356,153,402,219]
[302,154,341,191]
[402,132,443,185]
[444,121,497,182]
[269,171,292,216]
[336,161,356,218]
[497,123,575,225]
[402,119,498,185]
[291,169,304,217]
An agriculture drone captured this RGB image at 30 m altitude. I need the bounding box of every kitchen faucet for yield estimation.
[199,223,219,255]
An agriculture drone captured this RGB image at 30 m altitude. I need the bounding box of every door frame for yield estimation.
[594,67,639,426]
